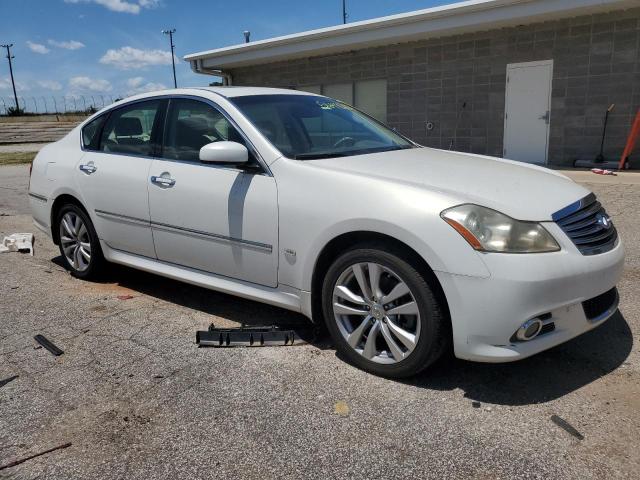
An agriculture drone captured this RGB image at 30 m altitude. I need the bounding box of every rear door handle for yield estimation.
[151,175,176,187]
[79,164,97,174]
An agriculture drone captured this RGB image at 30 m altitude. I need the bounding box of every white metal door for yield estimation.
[148,161,279,287]
[74,98,163,258]
[503,60,553,165]
[75,151,156,258]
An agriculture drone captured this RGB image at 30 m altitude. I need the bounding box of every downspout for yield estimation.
[190,59,233,86]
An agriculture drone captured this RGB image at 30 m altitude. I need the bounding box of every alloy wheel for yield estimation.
[59,212,92,272]
[332,262,421,364]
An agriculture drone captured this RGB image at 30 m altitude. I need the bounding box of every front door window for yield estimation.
[163,98,248,161]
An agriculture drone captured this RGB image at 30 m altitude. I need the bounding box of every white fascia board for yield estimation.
[185,0,638,70]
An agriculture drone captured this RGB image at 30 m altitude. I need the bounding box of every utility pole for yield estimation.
[342,0,348,24]
[1,44,19,110]
[162,29,177,88]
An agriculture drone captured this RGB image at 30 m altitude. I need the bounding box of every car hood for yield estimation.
[307,148,590,221]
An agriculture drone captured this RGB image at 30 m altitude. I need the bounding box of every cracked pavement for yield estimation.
[1,163,639,479]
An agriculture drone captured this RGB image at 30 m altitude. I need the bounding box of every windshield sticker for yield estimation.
[316,100,343,110]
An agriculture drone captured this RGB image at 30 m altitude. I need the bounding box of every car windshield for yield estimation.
[231,94,414,159]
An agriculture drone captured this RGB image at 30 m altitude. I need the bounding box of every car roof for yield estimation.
[93,86,320,118]
[193,86,317,98]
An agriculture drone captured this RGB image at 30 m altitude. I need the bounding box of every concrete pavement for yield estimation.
[1,164,638,479]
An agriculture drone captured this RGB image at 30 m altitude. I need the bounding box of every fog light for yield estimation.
[516,318,543,341]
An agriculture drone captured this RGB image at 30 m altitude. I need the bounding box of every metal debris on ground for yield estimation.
[551,415,584,440]
[33,334,64,356]
[196,324,313,348]
[0,233,34,255]
[0,442,72,471]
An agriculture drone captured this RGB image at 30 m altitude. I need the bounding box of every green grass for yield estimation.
[0,151,37,165]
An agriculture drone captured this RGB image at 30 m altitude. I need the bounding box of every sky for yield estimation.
[0,0,452,105]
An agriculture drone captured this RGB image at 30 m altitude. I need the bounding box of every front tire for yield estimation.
[56,204,105,280]
[322,245,448,378]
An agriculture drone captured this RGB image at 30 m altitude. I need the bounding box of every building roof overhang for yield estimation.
[185,0,639,74]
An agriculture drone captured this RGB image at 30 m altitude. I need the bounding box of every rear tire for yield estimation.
[56,203,105,280]
[322,244,448,378]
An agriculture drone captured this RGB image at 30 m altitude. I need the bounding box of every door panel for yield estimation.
[75,151,155,257]
[148,161,278,287]
[503,60,553,165]
[148,97,278,287]
[75,99,164,258]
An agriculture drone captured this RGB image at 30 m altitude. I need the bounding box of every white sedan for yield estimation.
[29,87,624,377]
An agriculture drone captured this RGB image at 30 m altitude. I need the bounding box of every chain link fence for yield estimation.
[0,94,125,115]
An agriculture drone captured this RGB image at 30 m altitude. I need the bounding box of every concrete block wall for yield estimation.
[231,8,640,166]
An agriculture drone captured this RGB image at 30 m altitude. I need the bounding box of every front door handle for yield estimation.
[79,163,97,174]
[151,175,176,187]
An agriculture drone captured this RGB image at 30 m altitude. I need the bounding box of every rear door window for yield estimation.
[100,100,163,156]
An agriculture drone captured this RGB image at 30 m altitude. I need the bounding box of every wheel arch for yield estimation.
[310,231,451,329]
[50,193,89,245]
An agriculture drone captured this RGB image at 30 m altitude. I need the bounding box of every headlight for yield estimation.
[440,204,560,253]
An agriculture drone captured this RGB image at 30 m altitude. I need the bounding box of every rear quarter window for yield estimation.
[82,115,107,151]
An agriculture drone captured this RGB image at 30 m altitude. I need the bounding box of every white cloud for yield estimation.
[48,39,85,50]
[63,0,159,15]
[38,80,63,91]
[100,46,174,70]
[69,76,113,93]
[0,77,29,91]
[126,76,145,88]
[125,77,166,95]
[26,41,50,54]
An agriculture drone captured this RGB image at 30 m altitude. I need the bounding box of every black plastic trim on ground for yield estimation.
[196,324,315,347]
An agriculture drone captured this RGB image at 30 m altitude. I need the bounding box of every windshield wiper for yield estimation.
[364,145,415,154]
[293,152,350,160]
[294,145,415,160]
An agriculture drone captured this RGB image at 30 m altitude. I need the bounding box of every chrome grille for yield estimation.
[552,193,617,256]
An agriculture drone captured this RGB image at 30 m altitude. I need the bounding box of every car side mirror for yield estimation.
[199,141,249,164]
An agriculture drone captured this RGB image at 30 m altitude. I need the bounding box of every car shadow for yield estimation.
[81,260,323,345]
[400,310,633,406]
[57,257,632,405]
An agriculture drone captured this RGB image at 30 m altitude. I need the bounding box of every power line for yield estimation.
[162,29,177,89]
[1,43,19,110]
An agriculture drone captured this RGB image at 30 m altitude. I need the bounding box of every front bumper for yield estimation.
[436,223,625,362]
